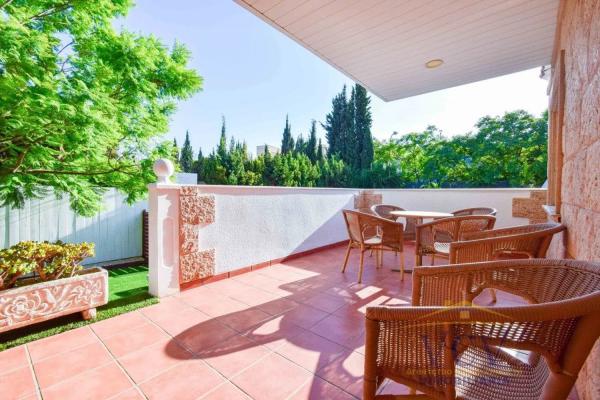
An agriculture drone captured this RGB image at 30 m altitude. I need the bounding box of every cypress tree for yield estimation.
[281,115,294,154]
[322,85,348,158]
[262,145,276,185]
[344,85,357,168]
[354,84,374,169]
[217,116,227,162]
[306,120,318,162]
[180,130,194,172]
[194,148,204,182]
[172,138,180,164]
[295,134,306,154]
[316,138,324,161]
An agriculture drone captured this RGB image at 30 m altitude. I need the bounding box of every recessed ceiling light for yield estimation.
[425,59,444,69]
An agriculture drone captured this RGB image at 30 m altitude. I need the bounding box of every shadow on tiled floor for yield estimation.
[0,244,579,400]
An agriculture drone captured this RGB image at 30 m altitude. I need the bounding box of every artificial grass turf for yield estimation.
[0,265,158,351]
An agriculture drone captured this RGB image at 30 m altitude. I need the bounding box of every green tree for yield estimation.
[316,138,324,161]
[294,134,306,154]
[0,0,201,215]
[344,85,357,167]
[354,85,373,169]
[262,146,277,185]
[217,116,228,162]
[281,115,294,154]
[179,131,194,172]
[172,138,180,165]
[203,152,227,184]
[322,86,347,158]
[306,120,318,162]
[194,148,204,182]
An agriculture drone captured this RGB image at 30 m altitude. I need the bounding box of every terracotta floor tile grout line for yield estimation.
[131,302,253,390]
[26,326,98,363]
[36,358,116,391]
[274,350,358,399]
[105,385,147,400]
[3,246,436,400]
[89,310,149,340]
[24,344,43,400]
[283,374,322,400]
[88,323,148,400]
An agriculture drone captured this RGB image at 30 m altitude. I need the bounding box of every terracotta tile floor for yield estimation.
[0,244,579,399]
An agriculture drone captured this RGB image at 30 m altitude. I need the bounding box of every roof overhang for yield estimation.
[235,0,559,101]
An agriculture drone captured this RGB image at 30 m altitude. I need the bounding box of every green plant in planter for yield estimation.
[0,241,95,290]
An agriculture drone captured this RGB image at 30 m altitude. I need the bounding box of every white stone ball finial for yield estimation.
[153,158,174,184]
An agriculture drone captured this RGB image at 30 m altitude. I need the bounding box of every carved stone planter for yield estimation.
[0,267,108,333]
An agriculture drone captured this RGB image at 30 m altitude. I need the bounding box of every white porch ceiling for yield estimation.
[235,0,559,101]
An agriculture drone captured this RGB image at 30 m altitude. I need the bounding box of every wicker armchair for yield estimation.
[371,204,417,240]
[364,259,600,400]
[449,222,566,264]
[452,207,497,216]
[415,215,496,266]
[342,210,405,283]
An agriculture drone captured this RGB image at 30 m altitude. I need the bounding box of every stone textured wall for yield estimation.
[354,190,382,213]
[179,186,216,284]
[549,1,600,398]
[511,189,548,224]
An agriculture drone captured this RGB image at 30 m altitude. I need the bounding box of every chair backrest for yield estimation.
[452,207,497,216]
[429,215,496,242]
[343,209,404,250]
[342,209,364,244]
[367,259,600,399]
[450,223,565,263]
[371,204,404,220]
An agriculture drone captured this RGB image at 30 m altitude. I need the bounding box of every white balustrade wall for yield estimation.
[0,189,147,265]
[2,184,542,273]
[192,185,542,275]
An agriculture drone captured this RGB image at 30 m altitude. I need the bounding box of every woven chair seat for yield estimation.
[363,259,600,400]
[455,346,548,400]
[364,236,382,245]
[433,242,450,254]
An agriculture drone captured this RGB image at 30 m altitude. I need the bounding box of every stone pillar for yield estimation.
[148,159,181,297]
[354,190,382,213]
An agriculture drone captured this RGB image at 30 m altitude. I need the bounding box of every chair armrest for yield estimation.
[449,224,565,264]
[376,216,404,250]
[411,259,599,307]
[415,222,435,250]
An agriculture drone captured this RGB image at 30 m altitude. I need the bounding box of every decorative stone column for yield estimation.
[178,186,215,285]
[512,189,548,224]
[148,159,181,297]
[354,190,382,213]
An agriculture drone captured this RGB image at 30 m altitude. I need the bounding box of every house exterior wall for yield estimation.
[548,0,600,398]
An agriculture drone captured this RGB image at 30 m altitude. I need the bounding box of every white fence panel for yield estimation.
[0,190,147,265]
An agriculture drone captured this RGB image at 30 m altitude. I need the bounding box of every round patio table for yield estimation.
[389,210,453,270]
[389,210,452,225]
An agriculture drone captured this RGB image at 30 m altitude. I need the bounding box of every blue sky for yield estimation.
[120,0,549,156]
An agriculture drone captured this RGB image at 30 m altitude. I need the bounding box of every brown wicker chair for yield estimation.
[452,207,498,216]
[415,215,496,267]
[342,210,405,283]
[364,259,600,400]
[449,223,566,303]
[371,204,417,240]
[449,222,566,264]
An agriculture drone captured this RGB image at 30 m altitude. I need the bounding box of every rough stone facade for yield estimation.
[178,186,216,284]
[354,190,382,213]
[511,190,548,224]
[548,1,600,398]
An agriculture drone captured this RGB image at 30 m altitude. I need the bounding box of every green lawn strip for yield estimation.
[0,265,158,351]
